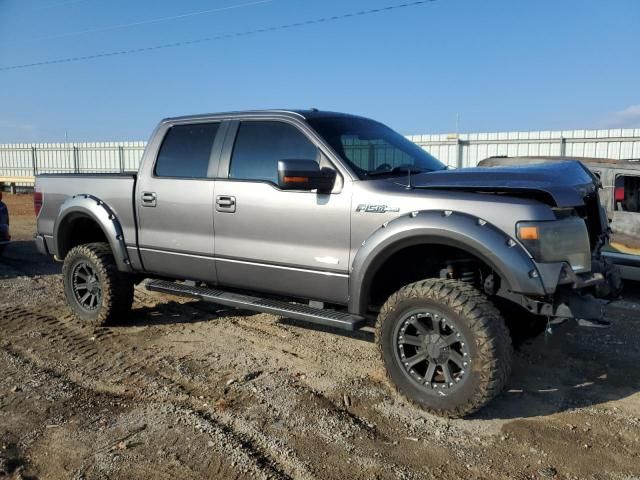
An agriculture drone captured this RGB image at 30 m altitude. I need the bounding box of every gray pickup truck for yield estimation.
[35,110,620,417]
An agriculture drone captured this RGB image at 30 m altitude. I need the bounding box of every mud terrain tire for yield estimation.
[377,279,512,417]
[62,242,134,327]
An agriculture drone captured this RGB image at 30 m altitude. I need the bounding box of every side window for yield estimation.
[615,174,640,213]
[155,123,220,178]
[229,121,318,184]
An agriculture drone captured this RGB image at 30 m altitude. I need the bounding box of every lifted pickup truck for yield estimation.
[35,110,620,417]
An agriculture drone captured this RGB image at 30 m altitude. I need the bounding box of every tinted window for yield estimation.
[340,134,416,171]
[615,175,640,213]
[155,123,220,178]
[307,116,445,179]
[229,121,318,183]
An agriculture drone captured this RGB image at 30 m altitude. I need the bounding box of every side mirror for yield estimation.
[277,159,336,193]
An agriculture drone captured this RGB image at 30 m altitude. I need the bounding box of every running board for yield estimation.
[145,280,366,331]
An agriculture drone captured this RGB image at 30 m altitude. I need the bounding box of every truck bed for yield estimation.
[36,173,138,252]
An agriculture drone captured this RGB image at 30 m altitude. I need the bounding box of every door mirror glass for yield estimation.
[277,159,336,193]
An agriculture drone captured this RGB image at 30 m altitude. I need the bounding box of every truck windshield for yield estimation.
[307,117,446,179]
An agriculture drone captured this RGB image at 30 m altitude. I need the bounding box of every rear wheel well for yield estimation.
[366,244,499,311]
[57,214,109,259]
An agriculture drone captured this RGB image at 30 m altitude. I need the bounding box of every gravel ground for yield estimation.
[1,193,640,480]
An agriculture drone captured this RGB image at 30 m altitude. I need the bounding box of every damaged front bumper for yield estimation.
[512,248,622,327]
[516,287,610,327]
[515,261,621,328]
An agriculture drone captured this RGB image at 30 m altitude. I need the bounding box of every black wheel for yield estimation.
[377,279,512,417]
[62,242,134,327]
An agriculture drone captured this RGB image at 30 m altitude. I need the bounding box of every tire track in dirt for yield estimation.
[0,306,312,480]
[0,347,282,480]
[0,303,439,479]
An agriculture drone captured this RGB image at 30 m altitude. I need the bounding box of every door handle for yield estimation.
[141,191,157,207]
[216,195,236,212]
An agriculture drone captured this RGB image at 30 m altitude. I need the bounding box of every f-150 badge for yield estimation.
[356,204,400,213]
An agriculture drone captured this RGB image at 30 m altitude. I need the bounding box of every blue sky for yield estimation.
[0,0,639,143]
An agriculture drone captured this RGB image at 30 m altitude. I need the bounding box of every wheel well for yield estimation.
[57,213,109,259]
[366,244,499,311]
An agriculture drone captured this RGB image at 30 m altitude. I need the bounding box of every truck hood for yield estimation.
[405,160,597,207]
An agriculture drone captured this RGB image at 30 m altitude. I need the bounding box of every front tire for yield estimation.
[62,242,134,327]
[376,279,512,417]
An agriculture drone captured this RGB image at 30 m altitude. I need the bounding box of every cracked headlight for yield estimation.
[517,217,591,273]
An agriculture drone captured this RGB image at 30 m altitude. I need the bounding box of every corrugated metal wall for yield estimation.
[1,129,640,183]
[408,128,640,168]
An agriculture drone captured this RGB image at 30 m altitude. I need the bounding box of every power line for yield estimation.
[6,0,277,46]
[0,0,436,72]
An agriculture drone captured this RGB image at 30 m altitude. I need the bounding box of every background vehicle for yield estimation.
[480,156,640,281]
[34,110,620,417]
[0,191,10,256]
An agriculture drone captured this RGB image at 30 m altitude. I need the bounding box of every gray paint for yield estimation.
[406,160,597,207]
[52,194,133,272]
[478,156,640,279]
[36,175,139,270]
[348,210,546,314]
[35,110,606,319]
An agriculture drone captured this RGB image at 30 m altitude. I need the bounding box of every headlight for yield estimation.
[516,217,591,273]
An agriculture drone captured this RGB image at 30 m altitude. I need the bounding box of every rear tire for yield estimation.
[62,242,134,327]
[376,279,512,418]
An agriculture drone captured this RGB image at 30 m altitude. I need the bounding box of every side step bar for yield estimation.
[146,279,366,331]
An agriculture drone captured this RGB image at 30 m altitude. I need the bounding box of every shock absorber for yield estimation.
[459,270,476,283]
[441,261,476,283]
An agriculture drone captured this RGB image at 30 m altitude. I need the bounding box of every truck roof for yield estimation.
[161,109,370,124]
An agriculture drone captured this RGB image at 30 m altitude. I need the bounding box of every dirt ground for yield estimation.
[1,193,640,480]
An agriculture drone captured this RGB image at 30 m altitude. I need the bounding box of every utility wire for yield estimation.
[6,0,277,46]
[0,0,436,72]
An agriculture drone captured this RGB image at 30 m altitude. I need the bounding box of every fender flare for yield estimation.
[348,210,545,315]
[53,194,132,272]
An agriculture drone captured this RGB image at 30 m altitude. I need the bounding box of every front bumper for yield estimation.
[518,288,610,326]
[514,258,621,326]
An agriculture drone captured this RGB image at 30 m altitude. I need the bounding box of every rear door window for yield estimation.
[614,174,640,212]
[155,123,220,178]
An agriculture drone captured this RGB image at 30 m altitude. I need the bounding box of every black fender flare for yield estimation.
[53,194,132,272]
[348,210,545,315]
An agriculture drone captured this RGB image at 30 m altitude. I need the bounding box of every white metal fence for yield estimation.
[0,142,146,186]
[1,128,640,187]
[408,128,640,168]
